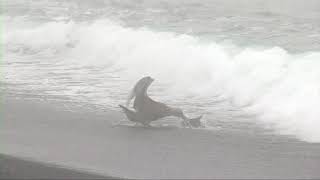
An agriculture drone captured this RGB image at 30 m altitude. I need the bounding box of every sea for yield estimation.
[2,0,320,142]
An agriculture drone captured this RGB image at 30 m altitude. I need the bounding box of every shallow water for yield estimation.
[2,0,320,142]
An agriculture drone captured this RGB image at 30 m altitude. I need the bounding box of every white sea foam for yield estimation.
[4,18,320,142]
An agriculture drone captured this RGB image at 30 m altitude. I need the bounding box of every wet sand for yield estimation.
[1,96,320,179]
[0,154,113,179]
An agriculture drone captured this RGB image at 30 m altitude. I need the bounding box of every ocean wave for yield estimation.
[4,18,320,142]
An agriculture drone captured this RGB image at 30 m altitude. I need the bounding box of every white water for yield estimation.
[3,17,320,143]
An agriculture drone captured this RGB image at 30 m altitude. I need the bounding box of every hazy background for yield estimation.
[2,0,320,142]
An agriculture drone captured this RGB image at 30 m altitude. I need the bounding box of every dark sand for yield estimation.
[0,154,113,179]
[1,96,320,179]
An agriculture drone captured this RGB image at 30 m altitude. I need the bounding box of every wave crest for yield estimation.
[4,18,320,142]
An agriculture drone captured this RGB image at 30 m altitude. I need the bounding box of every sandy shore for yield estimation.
[1,95,320,179]
[0,154,113,179]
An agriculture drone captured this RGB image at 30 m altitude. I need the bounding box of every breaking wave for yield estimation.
[4,17,320,142]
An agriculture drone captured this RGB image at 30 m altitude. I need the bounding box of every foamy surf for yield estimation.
[3,16,320,143]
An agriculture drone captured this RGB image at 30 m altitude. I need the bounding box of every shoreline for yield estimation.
[1,95,320,179]
[0,153,116,179]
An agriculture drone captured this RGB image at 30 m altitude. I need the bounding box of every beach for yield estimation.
[0,154,110,179]
[1,95,320,179]
[3,0,320,179]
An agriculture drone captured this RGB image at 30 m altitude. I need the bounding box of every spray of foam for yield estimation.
[4,18,320,142]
